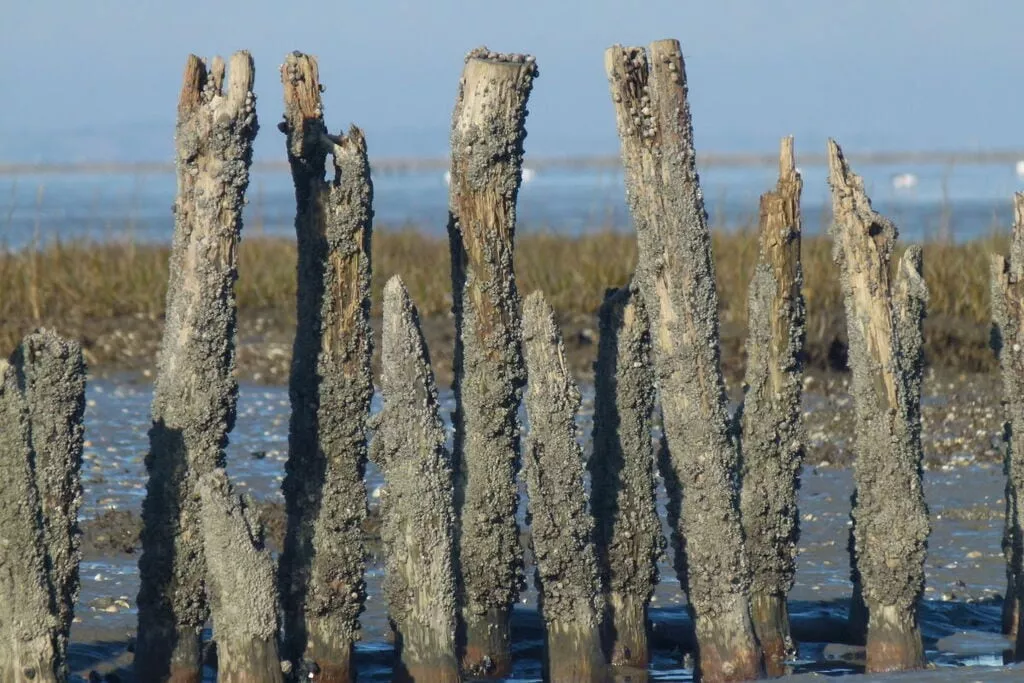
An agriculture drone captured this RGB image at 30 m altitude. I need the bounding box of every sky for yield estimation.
[2,1,1022,164]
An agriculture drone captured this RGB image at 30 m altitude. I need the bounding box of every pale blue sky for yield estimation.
[2,1,1021,163]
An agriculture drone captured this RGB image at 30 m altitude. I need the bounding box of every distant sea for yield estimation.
[2,161,1023,249]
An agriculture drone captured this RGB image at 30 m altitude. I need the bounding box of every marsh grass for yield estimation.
[0,226,1005,372]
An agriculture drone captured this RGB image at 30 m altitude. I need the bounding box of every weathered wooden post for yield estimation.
[447,46,536,677]
[588,285,662,669]
[0,360,60,682]
[827,139,929,672]
[136,51,257,683]
[990,192,1024,659]
[374,276,460,683]
[521,291,607,682]
[277,52,375,681]
[199,469,284,683]
[11,330,86,680]
[736,137,805,676]
[605,40,763,681]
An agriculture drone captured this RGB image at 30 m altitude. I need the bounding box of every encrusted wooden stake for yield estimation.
[374,276,460,683]
[521,292,607,682]
[991,192,1024,660]
[736,137,806,676]
[589,285,662,669]
[447,46,537,678]
[199,469,284,683]
[277,52,375,682]
[827,139,929,673]
[605,39,762,681]
[136,51,257,683]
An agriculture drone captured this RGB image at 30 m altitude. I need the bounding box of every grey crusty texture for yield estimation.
[521,292,603,631]
[446,47,537,660]
[0,359,59,682]
[135,51,257,680]
[373,276,459,670]
[828,139,929,664]
[278,52,375,672]
[604,39,754,628]
[198,469,283,682]
[736,141,806,605]
[11,330,86,680]
[589,286,662,610]
[991,192,1024,651]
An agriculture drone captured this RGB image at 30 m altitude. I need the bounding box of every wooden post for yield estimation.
[136,51,257,683]
[277,52,375,682]
[827,139,929,673]
[374,276,460,683]
[604,40,762,681]
[447,46,536,677]
[198,469,284,683]
[521,292,607,682]
[11,330,86,681]
[990,192,1024,660]
[0,360,59,683]
[589,285,662,669]
[736,137,805,676]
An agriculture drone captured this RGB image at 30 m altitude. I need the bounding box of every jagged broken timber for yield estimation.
[736,136,806,676]
[136,51,257,683]
[277,52,375,683]
[828,139,930,673]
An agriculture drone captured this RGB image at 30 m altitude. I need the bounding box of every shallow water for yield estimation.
[70,377,1017,680]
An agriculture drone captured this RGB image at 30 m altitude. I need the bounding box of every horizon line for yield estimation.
[3,148,1024,176]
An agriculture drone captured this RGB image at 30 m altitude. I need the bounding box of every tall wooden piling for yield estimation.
[736,137,805,676]
[277,52,375,681]
[605,40,762,681]
[447,47,536,677]
[589,285,662,669]
[827,139,929,673]
[374,276,460,683]
[198,469,284,683]
[136,51,257,683]
[990,192,1024,659]
[522,291,607,682]
[0,360,60,683]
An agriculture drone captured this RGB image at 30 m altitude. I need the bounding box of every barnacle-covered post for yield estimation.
[589,285,662,669]
[521,292,607,683]
[604,40,762,681]
[0,360,59,683]
[736,137,805,676]
[11,330,86,680]
[447,47,536,677]
[277,52,375,681]
[827,139,929,673]
[199,469,283,683]
[990,192,1024,659]
[374,276,460,683]
[135,51,257,683]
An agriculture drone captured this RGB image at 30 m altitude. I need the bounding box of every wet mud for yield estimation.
[67,369,1019,681]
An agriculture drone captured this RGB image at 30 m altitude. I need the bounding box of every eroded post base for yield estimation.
[750,592,795,677]
[692,598,763,683]
[546,621,609,683]
[607,592,649,669]
[865,602,925,673]
[461,606,512,678]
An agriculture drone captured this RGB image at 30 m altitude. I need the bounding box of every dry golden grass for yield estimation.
[0,228,1006,370]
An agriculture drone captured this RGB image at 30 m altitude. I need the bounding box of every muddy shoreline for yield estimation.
[66,366,1019,680]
